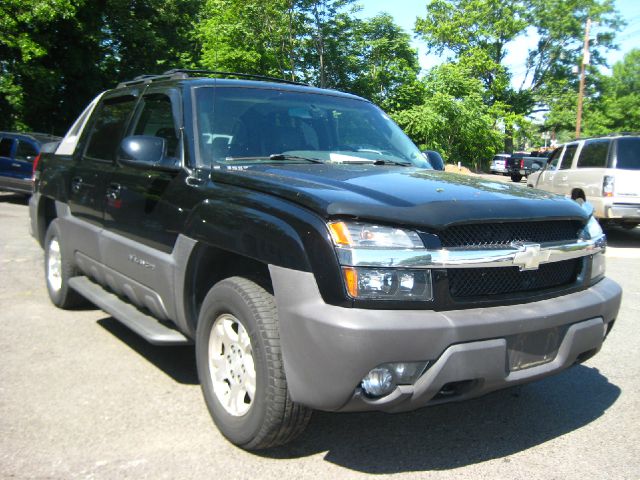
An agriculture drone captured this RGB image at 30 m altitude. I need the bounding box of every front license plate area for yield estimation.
[506,325,569,371]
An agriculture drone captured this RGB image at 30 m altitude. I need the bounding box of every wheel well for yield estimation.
[184,243,273,332]
[36,197,57,247]
[571,189,586,201]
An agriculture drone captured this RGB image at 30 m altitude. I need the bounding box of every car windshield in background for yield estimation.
[194,86,429,168]
[616,137,640,170]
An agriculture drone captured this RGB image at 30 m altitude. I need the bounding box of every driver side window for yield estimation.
[560,145,577,170]
[548,148,562,170]
[131,94,180,160]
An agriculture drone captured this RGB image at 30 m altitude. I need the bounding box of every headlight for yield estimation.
[578,216,606,281]
[328,221,423,248]
[342,267,433,301]
[580,216,604,240]
[329,221,433,301]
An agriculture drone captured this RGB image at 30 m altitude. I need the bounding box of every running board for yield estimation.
[68,276,191,345]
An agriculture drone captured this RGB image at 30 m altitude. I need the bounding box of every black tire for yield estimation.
[44,219,86,309]
[510,173,523,182]
[196,277,312,450]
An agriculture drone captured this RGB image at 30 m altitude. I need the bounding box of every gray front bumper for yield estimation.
[270,266,622,412]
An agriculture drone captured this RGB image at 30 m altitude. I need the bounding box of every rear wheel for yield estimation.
[44,220,86,309]
[196,277,311,450]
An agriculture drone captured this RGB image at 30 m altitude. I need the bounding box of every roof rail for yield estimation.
[116,69,308,89]
[116,73,175,88]
[572,132,639,141]
[163,69,307,86]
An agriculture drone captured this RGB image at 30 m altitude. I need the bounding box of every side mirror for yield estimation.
[118,135,181,171]
[531,162,541,171]
[422,150,445,171]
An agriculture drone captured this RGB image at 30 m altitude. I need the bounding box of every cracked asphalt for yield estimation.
[1,192,639,479]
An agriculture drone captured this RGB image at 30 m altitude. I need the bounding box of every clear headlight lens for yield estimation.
[342,267,433,301]
[329,221,423,248]
[329,221,432,301]
[580,216,604,240]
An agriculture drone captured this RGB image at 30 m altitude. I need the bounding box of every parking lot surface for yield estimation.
[1,192,639,479]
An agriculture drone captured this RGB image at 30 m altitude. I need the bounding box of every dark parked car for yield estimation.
[506,152,548,182]
[0,132,61,195]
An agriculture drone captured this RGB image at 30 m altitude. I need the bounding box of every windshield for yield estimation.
[194,86,429,168]
[616,137,640,170]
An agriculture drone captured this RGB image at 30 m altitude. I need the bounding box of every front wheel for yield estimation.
[44,220,86,309]
[196,277,311,450]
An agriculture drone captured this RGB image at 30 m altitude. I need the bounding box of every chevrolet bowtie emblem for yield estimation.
[511,242,550,271]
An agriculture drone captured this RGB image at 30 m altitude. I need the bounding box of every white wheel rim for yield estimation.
[208,314,256,416]
[47,238,63,293]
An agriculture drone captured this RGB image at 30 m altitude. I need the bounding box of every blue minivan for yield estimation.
[0,132,61,195]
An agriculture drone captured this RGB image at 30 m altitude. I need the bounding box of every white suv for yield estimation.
[528,134,640,229]
[490,153,510,174]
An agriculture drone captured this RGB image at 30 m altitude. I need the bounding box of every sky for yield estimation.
[357,0,640,85]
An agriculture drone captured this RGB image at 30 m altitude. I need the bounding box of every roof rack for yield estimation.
[116,69,308,88]
[573,132,639,141]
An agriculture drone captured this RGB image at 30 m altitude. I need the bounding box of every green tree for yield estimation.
[414,0,622,149]
[0,0,202,134]
[350,14,424,112]
[197,1,423,110]
[393,63,507,170]
[0,0,80,131]
[415,0,526,103]
[596,49,640,133]
[198,0,297,77]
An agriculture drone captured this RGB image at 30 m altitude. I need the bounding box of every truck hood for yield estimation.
[211,164,588,229]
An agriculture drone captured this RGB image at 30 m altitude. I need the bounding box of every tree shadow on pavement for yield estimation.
[604,225,640,248]
[262,365,619,473]
[0,193,29,205]
[97,317,198,385]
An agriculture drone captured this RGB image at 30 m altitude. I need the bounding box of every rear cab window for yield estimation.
[615,137,640,170]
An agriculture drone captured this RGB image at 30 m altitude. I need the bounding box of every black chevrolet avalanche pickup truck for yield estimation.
[30,70,622,450]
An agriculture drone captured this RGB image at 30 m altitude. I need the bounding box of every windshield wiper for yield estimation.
[269,153,325,164]
[371,158,412,166]
[223,154,324,164]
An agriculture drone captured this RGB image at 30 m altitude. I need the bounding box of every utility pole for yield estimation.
[576,17,591,139]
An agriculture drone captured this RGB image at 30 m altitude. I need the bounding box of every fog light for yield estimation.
[361,367,395,397]
[360,361,429,398]
[390,361,429,384]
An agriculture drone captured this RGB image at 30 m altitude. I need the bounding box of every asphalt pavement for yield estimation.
[1,191,639,479]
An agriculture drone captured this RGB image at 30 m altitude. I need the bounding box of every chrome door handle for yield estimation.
[71,177,83,193]
[106,183,122,200]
